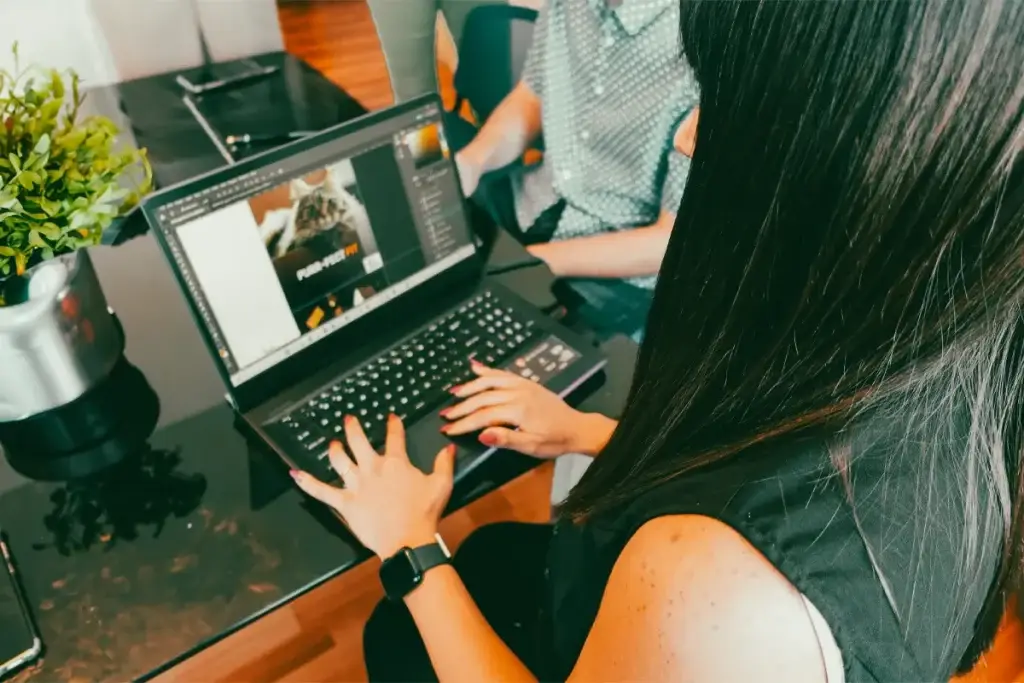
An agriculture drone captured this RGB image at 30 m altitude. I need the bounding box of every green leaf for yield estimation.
[0,246,14,256]
[28,230,46,248]
[33,133,50,156]
[60,128,86,150]
[38,222,62,239]
[0,195,22,212]
[8,153,20,172]
[16,171,43,190]
[41,97,62,118]
[38,199,59,217]
[50,70,64,100]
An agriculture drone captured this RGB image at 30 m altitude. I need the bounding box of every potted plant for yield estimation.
[0,44,157,478]
[0,43,151,297]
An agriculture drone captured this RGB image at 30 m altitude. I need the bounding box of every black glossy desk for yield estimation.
[104,51,367,188]
[0,56,638,683]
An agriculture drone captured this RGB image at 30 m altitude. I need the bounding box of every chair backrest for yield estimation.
[90,0,284,83]
[453,5,539,123]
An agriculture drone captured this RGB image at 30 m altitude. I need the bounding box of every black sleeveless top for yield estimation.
[546,409,1001,681]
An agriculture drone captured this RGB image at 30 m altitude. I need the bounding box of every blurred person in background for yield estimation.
[455,0,699,340]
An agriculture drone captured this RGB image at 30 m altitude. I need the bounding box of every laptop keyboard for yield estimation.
[266,290,543,480]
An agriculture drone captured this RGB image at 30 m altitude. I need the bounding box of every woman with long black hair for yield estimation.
[291,1,1024,680]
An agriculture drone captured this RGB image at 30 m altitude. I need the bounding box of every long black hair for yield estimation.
[563,0,1024,673]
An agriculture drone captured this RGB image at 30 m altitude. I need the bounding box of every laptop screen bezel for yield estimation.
[143,93,484,412]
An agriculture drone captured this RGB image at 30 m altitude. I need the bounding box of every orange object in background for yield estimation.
[952,596,1024,683]
[306,306,325,330]
[439,62,544,171]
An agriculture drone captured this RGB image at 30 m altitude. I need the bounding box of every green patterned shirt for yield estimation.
[513,0,699,288]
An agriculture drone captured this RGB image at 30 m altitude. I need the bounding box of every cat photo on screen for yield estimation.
[245,160,388,329]
[256,160,377,258]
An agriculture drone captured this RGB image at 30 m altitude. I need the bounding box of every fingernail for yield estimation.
[479,431,497,446]
[388,413,398,423]
[446,444,457,456]
[438,408,450,418]
[289,469,301,480]
[469,358,483,368]
[449,385,462,395]
[440,424,451,434]
[344,415,355,425]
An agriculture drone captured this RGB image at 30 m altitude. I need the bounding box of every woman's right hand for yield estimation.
[440,361,617,459]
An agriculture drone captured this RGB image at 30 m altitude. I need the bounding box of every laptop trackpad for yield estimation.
[405,413,470,475]
[403,411,483,475]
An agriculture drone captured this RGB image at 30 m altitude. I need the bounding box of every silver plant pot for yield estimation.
[0,249,159,480]
[0,250,124,421]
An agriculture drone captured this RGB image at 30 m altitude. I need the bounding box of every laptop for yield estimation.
[144,93,606,483]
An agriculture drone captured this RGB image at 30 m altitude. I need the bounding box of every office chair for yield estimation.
[452,5,539,124]
[445,5,541,238]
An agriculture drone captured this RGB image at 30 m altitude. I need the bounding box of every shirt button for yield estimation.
[594,84,605,96]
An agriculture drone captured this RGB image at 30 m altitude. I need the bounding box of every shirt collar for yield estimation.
[594,0,672,36]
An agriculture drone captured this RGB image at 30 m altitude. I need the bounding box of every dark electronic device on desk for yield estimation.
[175,60,280,97]
[0,532,42,679]
[144,93,606,487]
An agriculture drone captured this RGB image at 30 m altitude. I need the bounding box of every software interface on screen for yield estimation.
[153,103,475,386]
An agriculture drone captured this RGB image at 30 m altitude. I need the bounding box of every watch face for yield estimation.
[380,548,421,600]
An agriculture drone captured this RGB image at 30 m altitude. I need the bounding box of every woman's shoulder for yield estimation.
[567,514,829,682]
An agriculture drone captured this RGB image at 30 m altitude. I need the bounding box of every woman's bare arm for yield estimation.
[400,514,827,683]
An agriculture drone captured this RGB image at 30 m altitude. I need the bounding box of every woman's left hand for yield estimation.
[290,414,456,559]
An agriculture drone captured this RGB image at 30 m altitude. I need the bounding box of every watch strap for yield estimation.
[409,538,451,573]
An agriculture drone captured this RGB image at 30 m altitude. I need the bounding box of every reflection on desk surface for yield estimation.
[97,52,366,189]
[0,405,364,683]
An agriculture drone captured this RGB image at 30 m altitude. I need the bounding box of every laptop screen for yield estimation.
[151,100,475,387]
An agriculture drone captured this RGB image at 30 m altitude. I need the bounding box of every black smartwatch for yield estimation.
[379,535,452,601]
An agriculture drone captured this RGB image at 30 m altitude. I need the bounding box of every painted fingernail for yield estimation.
[449,385,463,395]
[470,358,484,368]
[344,415,355,425]
[479,431,497,446]
[388,413,398,423]
[438,408,451,418]
[446,444,457,456]
[439,424,451,434]
[289,469,301,480]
